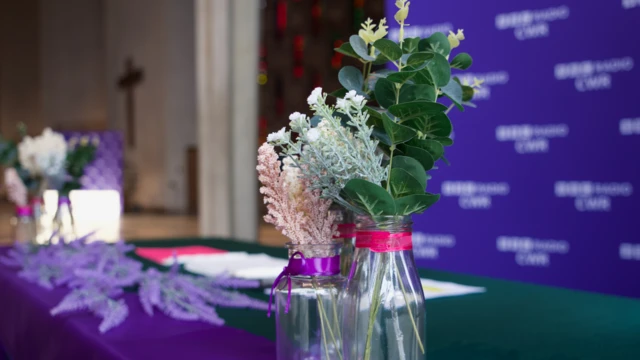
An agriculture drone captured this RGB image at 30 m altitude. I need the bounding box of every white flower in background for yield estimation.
[336,98,349,112]
[344,90,357,100]
[307,128,321,143]
[307,87,323,106]
[288,112,308,133]
[352,94,366,107]
[448,29,465,49]
[267,127,287,143]
[4,168,27,206]
[18,128,67,178]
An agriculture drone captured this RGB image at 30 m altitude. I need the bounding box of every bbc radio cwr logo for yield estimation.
[620,117,640,135]
[456,71,509,101]
[555,181,634,212]
[554,57,635,92]
[620,243,640,261]
[623,0,640,9]
[495,6,570,40]
[496,124,569,154]
[389,22,453,42]
[412,232,456,260]
[441,181,510,209]
[497,236,569,267]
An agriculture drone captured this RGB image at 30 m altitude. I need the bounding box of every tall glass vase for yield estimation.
[329,205,355,276]
[11,205,36,244]
[271,242,345,360]
[342,216,425,360]
[52,196,76,243]
[31,196,48,244]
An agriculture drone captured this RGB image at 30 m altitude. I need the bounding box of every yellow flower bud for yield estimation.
[359,17,389,45]
[448,29,465,49]
[472,77,484,88]
[394,0,410,24]
[80,136,89,145]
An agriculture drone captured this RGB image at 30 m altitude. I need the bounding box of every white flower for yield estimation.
[352,94,366,107]
[307,128,321,143]
[18,127,67,178]
[267,127,287,143]
[336,98,349,111]
[288,112,308,132]
[288,112,302,121]
[344,90,357,100]
[307,87,324,106]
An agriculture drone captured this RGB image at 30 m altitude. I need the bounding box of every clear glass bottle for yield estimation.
[329,205,356,277]
[342,216,425,360]
[31,196,49,244]
[11,206,37,244]
[275,242,346,360]
[52,195,76,243]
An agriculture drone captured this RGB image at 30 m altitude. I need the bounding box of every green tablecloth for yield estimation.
[130,238,640,360]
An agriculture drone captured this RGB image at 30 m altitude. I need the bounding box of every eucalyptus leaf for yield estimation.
[349,35,375,61]
[433,136,454,146]
[441,79,464,111]
[398,144,435,171]
[373,39,402,61]
[329,88,348,98]
[402,37,420,54]
[388,101,447,121]
[403,113,453,138]
[343,179,396,216]
[407,139,444,160]
[374,78,397,109]
[382,113,416,145]
[462,85,475,102]
[373,52,391,65]
[426,53,451,88]
[405,52,434,67]
[394,193,440,215]
[386,70,418,84]
[399,84,437,103]
[338,66,364,93]
[450,52,473,70]
[391,156,427,190]
[419,32,451,56]
[334,42,360,59]
[389,168,425,198]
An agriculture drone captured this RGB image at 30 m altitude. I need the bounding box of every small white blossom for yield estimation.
[352,94,366,107]
[336,98,349,111]
[307,128,321,143]
[344,90,357,100]
[18,127,67,178]
[289,112,303,121]
[288,112,307,132]
[307,87,323,106]
[267,127,287,143]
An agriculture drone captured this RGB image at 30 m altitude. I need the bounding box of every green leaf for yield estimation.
[399,144,435,171]
[374,78,397,109]
[450,52,473,70]
[419,32,451,56]
[367,70,391,90]
[389,168,424,198]
[338,66,364,92]
[394,193,440,215]
[441,78,464,111]
[407,139,445,161]
[334,42,360,59]
[372,52,391,65]
[434,136,454,146]
[403,113,453,138]
[426,53,451,88]
[349,35,375,61]
[388,101,447,121]
[402,37,420,53]
[382,113,415,145]
[462,85,475,102]
[399,84,437,103]
[329,88,348,98]
[405,52,434,67]
[343,179,396,216]
[391,156,427,190]
[386,70,418,84]
[373,39,402,61]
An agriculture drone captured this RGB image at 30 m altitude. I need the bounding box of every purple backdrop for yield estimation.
[383,1,640,297]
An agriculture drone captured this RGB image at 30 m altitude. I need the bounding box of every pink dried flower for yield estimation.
[257,143,337,246]
[4,168,27,206]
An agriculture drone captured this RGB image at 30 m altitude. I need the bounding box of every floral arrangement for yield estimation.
[0,127,98,202]
[0,239,267,333]
[257,142,337,254]
[266,0,480,219]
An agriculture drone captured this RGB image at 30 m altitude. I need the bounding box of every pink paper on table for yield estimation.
[136,246,227,264]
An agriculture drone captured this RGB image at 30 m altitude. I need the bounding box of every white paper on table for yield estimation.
[421,278,486,300]
[164,252,288,281]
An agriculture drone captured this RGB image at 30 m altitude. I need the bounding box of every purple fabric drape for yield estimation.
[0,248,275,360]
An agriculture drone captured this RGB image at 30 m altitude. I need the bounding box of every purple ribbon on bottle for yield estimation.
[15,206,32,217]
[267,251,340,317]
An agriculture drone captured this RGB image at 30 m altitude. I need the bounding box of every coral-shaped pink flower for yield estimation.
[257,143,337,247]
[4,168,27,206]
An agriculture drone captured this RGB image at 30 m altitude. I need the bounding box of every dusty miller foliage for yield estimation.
[0,239,267,333]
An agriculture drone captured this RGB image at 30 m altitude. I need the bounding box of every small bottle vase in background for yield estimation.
[11,205,36,244]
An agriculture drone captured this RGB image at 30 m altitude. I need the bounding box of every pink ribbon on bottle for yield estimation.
[355,231,413,253]
[267,251,340,317]
[15,206,33,217]
[333,223,356,239]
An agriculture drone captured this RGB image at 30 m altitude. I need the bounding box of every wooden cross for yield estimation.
[117,58,144,147]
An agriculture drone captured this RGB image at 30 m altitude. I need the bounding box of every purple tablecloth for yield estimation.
[0,250,276,360]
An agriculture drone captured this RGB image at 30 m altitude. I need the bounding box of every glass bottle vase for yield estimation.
[342,216,426,360]
[52,196,76,243]
[273,242,346,360]
[329,205,356,277]
[11,206,37,244]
